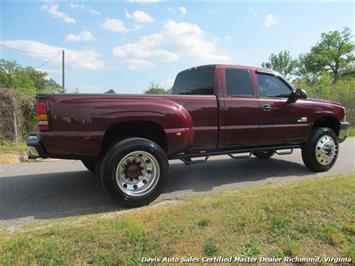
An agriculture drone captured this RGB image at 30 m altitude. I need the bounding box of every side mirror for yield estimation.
[288,88,307,103]
[295,88,307,99]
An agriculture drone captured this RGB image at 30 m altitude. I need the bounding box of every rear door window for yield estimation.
[225,69,254,97]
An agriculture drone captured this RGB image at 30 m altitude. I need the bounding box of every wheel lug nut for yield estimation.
[142,179,147,184]
[147,170,152,174]
[133,185,138,190]
[123,183,127,188]
[145,160,150,164]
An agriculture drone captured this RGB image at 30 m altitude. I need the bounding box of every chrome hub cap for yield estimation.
[315,135,337,166]
[116,151,160,197]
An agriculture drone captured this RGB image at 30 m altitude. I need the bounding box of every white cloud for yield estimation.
[125,10,155,23]
[264,14,278,27]
[113,33,179,62]
[112,20,230,71]
[127,0,160,3]
[177,6,187,15]
[0,40,104,70]
[68,2,101,16]
[102,18,129,33]
[127,58,156,70]
[65,31,96,42]
[41,3,76,24]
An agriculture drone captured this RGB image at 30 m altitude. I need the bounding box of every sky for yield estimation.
[0,0,354,93]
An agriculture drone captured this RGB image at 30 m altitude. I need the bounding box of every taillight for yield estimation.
[36,101,49,131]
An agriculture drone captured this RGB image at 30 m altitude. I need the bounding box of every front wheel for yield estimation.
[301,127,339,172]
[100,138,169,207]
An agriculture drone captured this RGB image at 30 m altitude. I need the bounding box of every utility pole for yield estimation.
[62,49,65,91]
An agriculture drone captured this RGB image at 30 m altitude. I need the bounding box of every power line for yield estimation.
[35,52,62,69]
[1,43,66,91]
[0,43,61,55]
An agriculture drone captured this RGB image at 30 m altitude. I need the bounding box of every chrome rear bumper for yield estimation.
[26,132,48,159]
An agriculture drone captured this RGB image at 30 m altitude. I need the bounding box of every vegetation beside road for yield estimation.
[349,127,355,137]
[0,59,63,143]
[0,141,27,163]
[0,140,26,154]
[1,173,354,265]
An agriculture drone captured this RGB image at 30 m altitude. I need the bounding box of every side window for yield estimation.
[257,74,292,98]
[225,69,254,97]
[172,69,214,95]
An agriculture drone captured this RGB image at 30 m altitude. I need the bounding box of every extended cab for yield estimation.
[27,65,350,206]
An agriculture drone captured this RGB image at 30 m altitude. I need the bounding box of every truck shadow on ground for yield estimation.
[0,157,311,222]
[166,157,309,193]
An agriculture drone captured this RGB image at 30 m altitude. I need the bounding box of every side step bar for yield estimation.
[276,149,293,155]
[173,145,299,165]
[180,156,209,165]
[228,153,251,160]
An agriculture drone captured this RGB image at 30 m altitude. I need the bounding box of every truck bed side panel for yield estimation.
[39,94,218,159]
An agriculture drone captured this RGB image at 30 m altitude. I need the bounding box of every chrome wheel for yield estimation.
[115,151,160,197]
[315,135,337,166]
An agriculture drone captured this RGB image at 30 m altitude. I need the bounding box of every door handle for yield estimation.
[261,104,271,111]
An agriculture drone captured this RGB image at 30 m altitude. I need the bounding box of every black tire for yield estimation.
[100,137,169,207]
[81,160,96,173]
[253,150,275,159]
[301,127,339,172]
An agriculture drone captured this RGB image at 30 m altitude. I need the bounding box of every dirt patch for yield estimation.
[0,154,21,164]
[0,153,56,164]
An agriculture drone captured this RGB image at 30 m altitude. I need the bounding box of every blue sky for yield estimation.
[1,0,354,93]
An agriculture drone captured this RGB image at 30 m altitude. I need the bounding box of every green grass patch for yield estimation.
[0,140,26,154]
[349,127,355,137]
[0,173,354,265]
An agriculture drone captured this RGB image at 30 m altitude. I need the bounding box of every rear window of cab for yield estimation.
[172,69,214,95]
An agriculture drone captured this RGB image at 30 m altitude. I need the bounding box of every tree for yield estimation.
[25,67,64,93]
[144,82,172,94]
[261,50,298,79]
[300,27,354,84]
[0,59,63,94]
[105,89,117,94]
[0,59,63,141]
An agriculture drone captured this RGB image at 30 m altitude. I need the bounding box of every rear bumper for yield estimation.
[26,132,48,159]
[339,122,350,143]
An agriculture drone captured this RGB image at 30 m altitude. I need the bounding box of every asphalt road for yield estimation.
[0,138,354,227]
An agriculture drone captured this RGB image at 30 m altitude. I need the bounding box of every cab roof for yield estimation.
[179,64,280,76]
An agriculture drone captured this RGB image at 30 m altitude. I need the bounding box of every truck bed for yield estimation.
[37,93,218,159]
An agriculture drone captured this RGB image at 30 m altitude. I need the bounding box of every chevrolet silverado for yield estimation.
[27,65,350,206]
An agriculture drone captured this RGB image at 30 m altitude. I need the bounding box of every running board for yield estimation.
[228,153,251,160]
[275,149,293,155]
[180,156,209,165]
[173,144,299,165]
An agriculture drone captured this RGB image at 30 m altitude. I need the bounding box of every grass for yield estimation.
[349,127,355,137]
[0,173,354,265]
[0,140,26,154]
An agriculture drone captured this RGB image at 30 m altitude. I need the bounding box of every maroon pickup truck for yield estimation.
[27,65,350,207]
